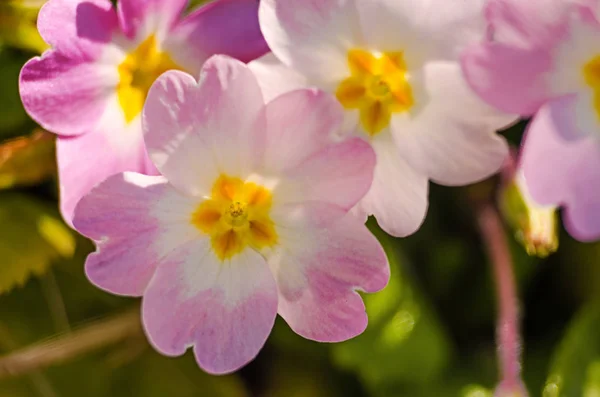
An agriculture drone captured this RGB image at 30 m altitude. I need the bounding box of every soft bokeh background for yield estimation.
[1,1,600,396]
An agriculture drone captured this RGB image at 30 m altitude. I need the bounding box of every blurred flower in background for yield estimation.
[462,0,600,242]
[19,0,268,223]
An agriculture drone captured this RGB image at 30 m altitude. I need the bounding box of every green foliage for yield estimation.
[0,193,74,294]
[0,47,32,138]
[543,303,600,397]
[0,130,56,189]
[332,222,453,395]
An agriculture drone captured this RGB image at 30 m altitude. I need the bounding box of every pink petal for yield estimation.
[142,240,278,374]
[57,105,157,223]
[273,214,389,342]
[259,0,360,84]
[20,52,117,136]
[359,136,429,238]
[143,57,265,196]
[521,97,600,241]
[37,0,118,61]
[461,43,555,115]
[485,0,571,48]
[117,0,187,40]
[262,89,344,173]
[249,53,309,102]
[277,137,375,212]
[73,172,199,296]
[165,0,269,72]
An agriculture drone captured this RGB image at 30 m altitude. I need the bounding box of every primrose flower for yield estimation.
[19,0,268,223]
[73,55,389,374]
[251,0,513,237]
[462,0,600,241]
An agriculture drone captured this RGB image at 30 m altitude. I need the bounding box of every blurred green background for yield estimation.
[1,1,600,396]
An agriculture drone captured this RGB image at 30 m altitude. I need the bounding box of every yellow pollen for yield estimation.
[583,55,600,123]
[369,76,390,97]
[191,175,277,261]
[336,49,414,136]
[117,35,184,123]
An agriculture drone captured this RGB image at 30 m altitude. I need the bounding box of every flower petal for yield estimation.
[276,137,375,212]
[461,43,554,115]
[359,135,429,237]
[143,56,265,196]
[521,97,600,241]
[259,0,361,84]
[37,0,119,61]
[394,61,511,185]
[19,52,118,136]
[73,172,199,296]
[356,0,487,63]
[57,99,157,223]
[165,0,269,72]
[248,53,309,102]
[271,214,388,342]
[117,0,187,40]
[485,0,571,48]
[261,89,344,173]
[142,240,278,374]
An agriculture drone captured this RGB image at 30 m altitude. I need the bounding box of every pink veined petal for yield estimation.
[57,100,158,223]
[19,52,118,136]
[261,89,344,173]
[359,135,429,238]
[143,57,265,197]
[259,0,361,85]
[356,0,487,64]
[73,172,199,296]
[276,137,375,212]
[249,53,309,102]
[165,0,269,72]
[520,97,600,242]
[270,214,389,342]
[142,239,278,375]
[485,0,574,48]
[461,42,554,115]
[37,0,119,62]
[117,0,187,40]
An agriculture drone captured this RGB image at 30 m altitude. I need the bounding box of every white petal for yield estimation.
[249,52,309,102]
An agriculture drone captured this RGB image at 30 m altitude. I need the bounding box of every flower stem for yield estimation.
[476,201,528,396]
[0,306,142,379]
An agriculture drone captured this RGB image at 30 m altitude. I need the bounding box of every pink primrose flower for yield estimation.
[20,0,268,223]
[462,0,600,241]
[73,55,389,374]
[251,0,513,238]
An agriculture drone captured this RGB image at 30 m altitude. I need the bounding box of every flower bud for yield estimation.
[498,151,559,258]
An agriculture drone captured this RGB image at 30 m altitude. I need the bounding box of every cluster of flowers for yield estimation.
[18,0,600,374]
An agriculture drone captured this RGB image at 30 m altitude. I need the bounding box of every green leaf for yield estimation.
[0,47,32,138]
[0,129,56,189]
[0,193,75,294]
[331,220,453,393]
[0,2,47,53]
[543,302,600,397]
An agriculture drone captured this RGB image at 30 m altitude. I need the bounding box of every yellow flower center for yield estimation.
[336,49,414,137]
[583,55,600,123]
[191,174,278,261]
[117,35,183,123]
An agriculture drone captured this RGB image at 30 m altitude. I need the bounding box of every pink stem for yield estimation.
[476,202,527,395]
